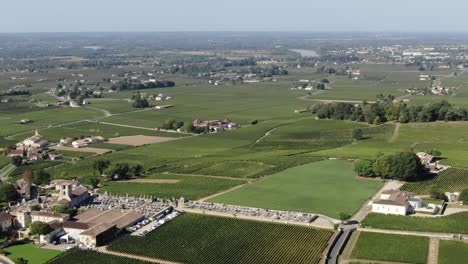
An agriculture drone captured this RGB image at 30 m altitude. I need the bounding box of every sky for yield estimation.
[1,0,467,33]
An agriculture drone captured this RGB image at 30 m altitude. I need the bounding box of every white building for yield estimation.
[371,190,421,216]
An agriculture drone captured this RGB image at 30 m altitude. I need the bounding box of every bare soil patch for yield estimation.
[108,135,176,146]
[51,145,112,154]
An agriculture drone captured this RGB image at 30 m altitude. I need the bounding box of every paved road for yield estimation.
[326,226,355,264]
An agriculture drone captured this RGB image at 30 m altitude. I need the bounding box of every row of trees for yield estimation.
[311,98,468,124]
[112,79,175,91]
[93,160,144,180]
[353,152,426,181]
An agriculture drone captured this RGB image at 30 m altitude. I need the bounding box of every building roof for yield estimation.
[72,186,88,196]
[374,190,414,207]
[31,211,69,218]
[112,210,144,229]
[373,199,408,207]
[62,221,93,230]
[0,213,14,222]
[73,208,102,222]
[80,223,115,237]
[74,208,144,230]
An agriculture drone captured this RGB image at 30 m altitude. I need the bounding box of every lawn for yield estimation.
[351,232,429,264]
[209,159,383,218]
[438,240,468,264]
[361,212,468,234]
[48,249,153,264]
[5,242,61,264]
[98,173,246,200]
[108,213,334,264]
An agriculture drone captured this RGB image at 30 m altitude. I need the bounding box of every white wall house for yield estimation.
[371,190,421,216]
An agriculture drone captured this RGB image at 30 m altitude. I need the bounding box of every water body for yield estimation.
[290,49,319,57]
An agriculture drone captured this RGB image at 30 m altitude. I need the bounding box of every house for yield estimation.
[59,137,73,145]
[79,223,117,247]
[416,152,435,166]
[0,213,15,232]
[30,211,70,224]
[445,192,460,202]
[69,101,80,108]
[371,190,422,215]
[17,119,33,125]
[49,153,63,161]
[192,118,238,132]
[72,136,104,148]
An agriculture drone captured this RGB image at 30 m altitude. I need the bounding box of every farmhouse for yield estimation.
[192,118,238,132]
[416,152,435,166]
[371,190,422,215]
[16,119,33,125]
[72,136,104,148]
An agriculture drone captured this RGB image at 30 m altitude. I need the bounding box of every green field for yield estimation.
[98,173,246,200]
[438,240,468,264]
[209,160,383,218]
[53,149,95,159]
[362,212,468,234]
[47,249,153,264]
[5,242,61,264]
[351,232,429,264]
[401,168,468,194]
[108,213,334,264]
[90,142,132,151]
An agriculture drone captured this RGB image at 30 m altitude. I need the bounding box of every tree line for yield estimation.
[112,79,175,91]
[311,96,468,124]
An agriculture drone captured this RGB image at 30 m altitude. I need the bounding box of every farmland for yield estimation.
[401,167,468,194]
[209,160,383,218]
[351,232,429,264]
[98,173,246,200]
[438,240,468,264]
[361,212,468,234]
[47,249,154,264]
[108,213,334,264]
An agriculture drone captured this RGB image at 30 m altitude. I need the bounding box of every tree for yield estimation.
[32,170,50,185]
[0,183,19,203]
[86,177,100,189]
[429,186,446,200]
[373,152,424,181]
[129,163,144,177]
[352,128,364,141]
[106,162,130,180]
[30,204,40,211]
[353,160,375,177]
[51,204,77,216]
[182,123,195,133]
[11,156,22,166]
[93,160,110,176]
[426,149,442,157]
[459,189,468,203]
[338,212,351,223]
[29,221,51,236]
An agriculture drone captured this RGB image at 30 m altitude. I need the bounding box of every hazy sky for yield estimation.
[1,0,466,32]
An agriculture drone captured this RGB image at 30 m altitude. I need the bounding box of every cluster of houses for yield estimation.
[1,179,147,248]
[8,130,50,161]
[192,118,238,133]
[147,93,172,101]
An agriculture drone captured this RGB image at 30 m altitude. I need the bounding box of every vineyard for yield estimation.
[108,213,334,264]
[401,168,468,194]
[47,249,155,264]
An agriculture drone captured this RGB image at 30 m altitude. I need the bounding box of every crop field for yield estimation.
[98,173,246,200]
[47,249,154,264]
[351,232,429,264]
[108,213,334,264]
[361,212,468,234]
[53,149,95,159]
[209,160,383,218]
[438,240,468,264]
[90,142,132,151]
[0,107,103,137]
[401,168,468,194]
[313,122,468,168]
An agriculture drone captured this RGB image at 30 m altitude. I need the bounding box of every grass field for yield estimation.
[48,249,153,264]
[108,213,334,264]
[438,240,468,264]
[53,149,95,159]
[401,168,468,194]
[351,232,429,264]
[362,212,468,234]
[90,142,132,151]
[98,173,246,200]
[209,160,383,218]
[5,242,61,264]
